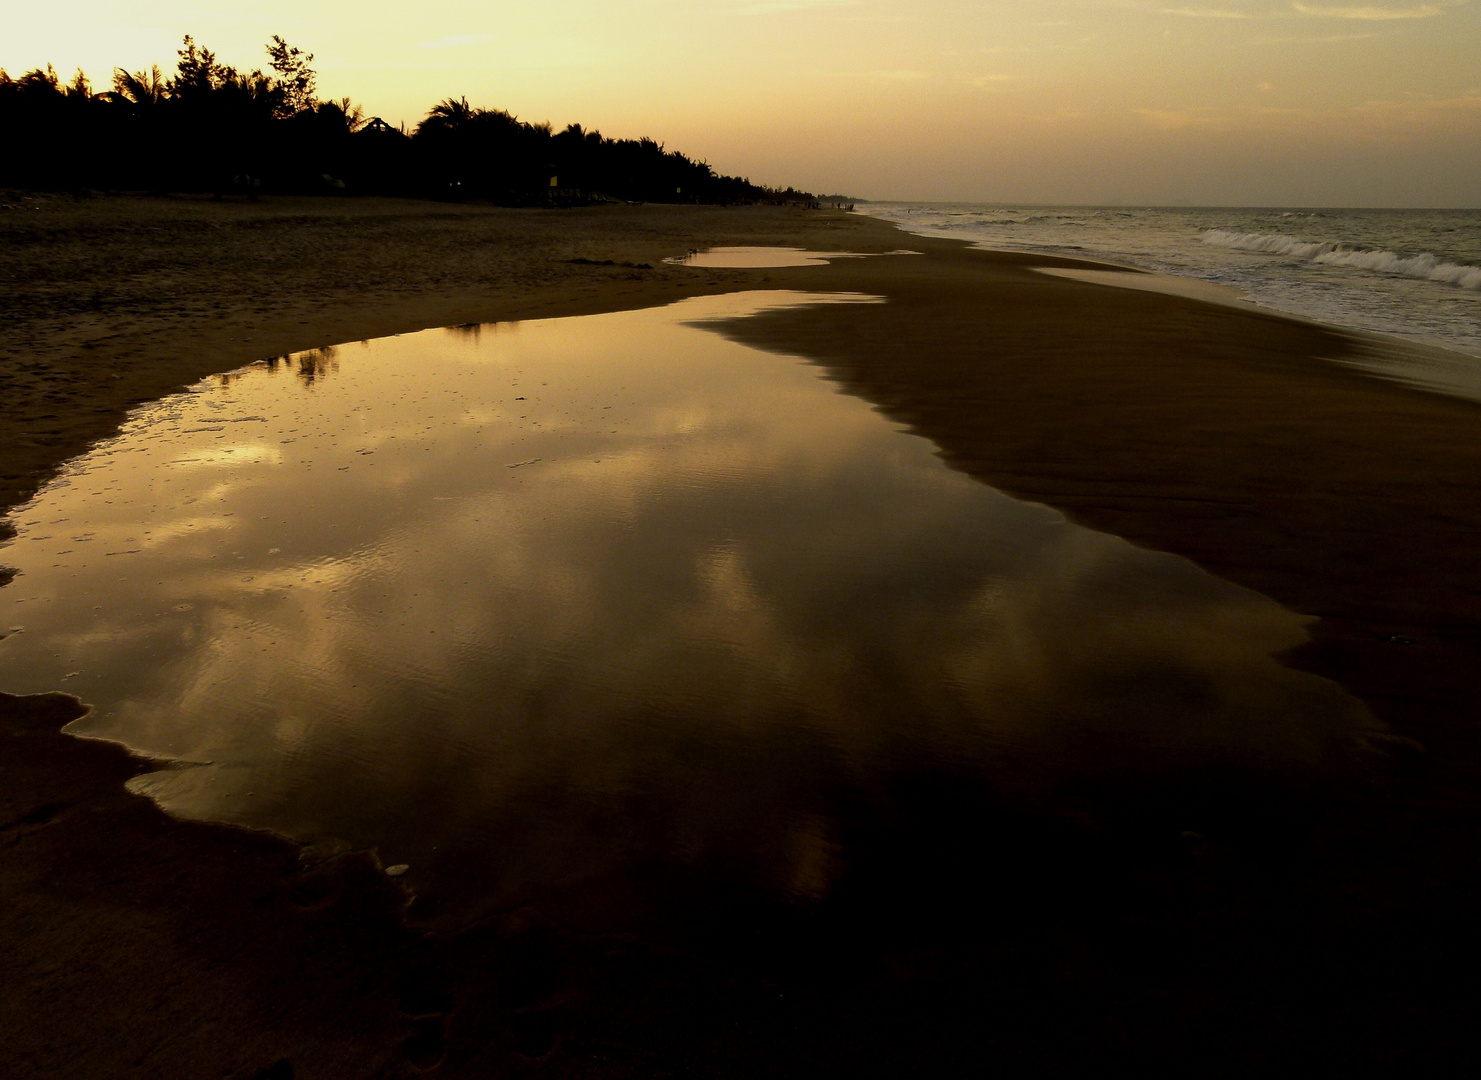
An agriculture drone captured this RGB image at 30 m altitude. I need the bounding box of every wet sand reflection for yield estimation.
[668,246,917,268]
[0,291,1375,931]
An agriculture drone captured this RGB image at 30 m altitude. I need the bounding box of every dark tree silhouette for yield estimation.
[0,36,813,205]
[266,36,316,117]
[112,65,165,108]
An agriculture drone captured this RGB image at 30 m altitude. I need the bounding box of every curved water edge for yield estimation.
[862,203,1481,378]
[1031,266,1254,310]
[1,290,1381,931]
[666,246,921,268]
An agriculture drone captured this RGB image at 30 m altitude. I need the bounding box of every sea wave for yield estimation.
[1201,229,1481,291]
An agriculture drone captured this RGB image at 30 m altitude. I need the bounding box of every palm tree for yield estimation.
[319,97,365,133]
[418,96,475,136]
[111,65,164,109]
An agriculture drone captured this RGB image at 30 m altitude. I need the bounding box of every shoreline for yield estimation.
[5,196,1481,1074]
[859,203,1481,365]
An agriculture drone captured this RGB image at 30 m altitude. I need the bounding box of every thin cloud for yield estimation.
[1292,0,1467,17]
[1102,1,1254,18]
[1110,0,1466,16]
[1254,29,1382,38]
[1095,1,1255,18]
[1132,90,1481,139]
[1156,6,1252,16]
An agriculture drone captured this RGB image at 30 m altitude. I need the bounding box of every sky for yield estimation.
[5,1,1479,205]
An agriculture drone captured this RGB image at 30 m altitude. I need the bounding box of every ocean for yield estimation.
[860,204,1481,362]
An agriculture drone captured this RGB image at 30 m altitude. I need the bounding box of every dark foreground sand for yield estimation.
[4,196,1481,1076]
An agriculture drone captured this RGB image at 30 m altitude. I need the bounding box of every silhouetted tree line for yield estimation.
[0,36,809,205]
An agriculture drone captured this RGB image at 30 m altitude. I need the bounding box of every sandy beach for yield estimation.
[5,195,1481,1076]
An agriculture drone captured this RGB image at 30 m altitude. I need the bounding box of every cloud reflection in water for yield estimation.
[0,291,1374,929]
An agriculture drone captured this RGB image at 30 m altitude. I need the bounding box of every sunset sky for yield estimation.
[6,1,1479,205]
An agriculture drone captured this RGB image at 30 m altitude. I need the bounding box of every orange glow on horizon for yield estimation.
[5,1,1479,205]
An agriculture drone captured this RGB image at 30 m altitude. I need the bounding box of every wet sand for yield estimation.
[0,196,888,514]
[4,196,1481,1075]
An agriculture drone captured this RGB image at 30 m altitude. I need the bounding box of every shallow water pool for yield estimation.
[0,291,1371,928]
[668,246,914,268]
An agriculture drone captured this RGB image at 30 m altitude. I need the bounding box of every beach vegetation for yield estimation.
[0,36,808,205]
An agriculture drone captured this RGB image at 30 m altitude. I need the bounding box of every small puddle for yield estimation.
[669,246,917,268]
[1,290,1373,929]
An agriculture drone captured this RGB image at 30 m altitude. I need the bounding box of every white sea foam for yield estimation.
[864,204,1481,360]
[1201,229,1481,291]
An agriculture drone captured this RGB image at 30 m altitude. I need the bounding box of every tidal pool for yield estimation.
[0,291,1372,929]
[668,246,916,268]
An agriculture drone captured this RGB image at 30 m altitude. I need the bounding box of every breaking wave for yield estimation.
[1201,229,1481,291]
